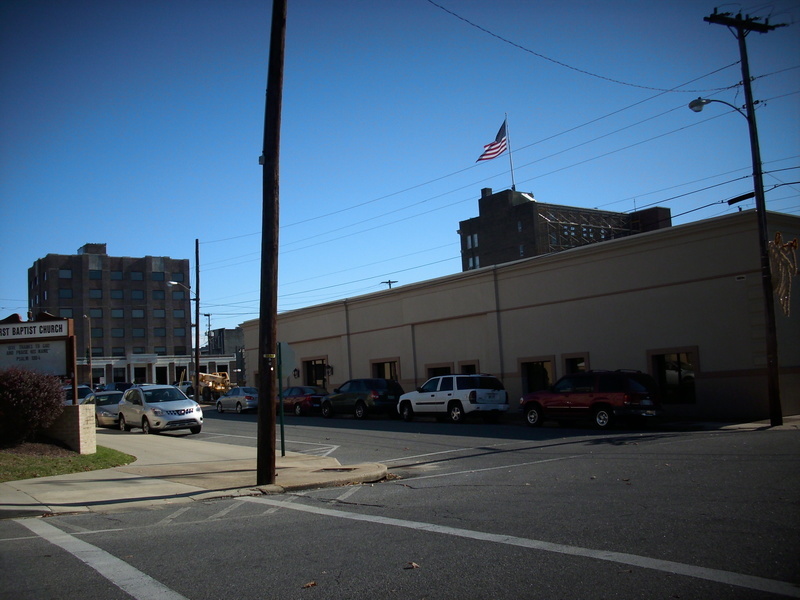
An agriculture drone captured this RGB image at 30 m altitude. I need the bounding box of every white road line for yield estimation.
[403,454,582,481]
[206,502,245,521]
[335,486,362,502]
[14,518,188,600]
[237,497,800,598]
[154,506,192,526]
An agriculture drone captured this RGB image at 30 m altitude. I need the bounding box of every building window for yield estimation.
[59,308,73,318]
[111,289,123,299]
[132,309,144,319]
[132,328,145,338]
[471,233,478,248]
[132,347,145,354]
[58,288,73,299]
[152,290,165,300]
[564,355,588,374]
[111,328,124,338]
[89,308,102,318]
[130,271,143,280]
[111,270,123,280]
[174,327,186,337]
[650,349,697,404]
[91,327,103,338]
[154,309,166,318]
[171,290,185,300]
[519,245,524,257]
[91,347,103,357]
[518,221,523,232]
[89,289,102,299]
[171,272,184,282]
[59,269,72,279]
[154,327,166,337]
[131,290,144,300]
[372,361,398,381]
[174,346,187,355]
[89,270,102,280]
[173,309,185,318]
[43,290,48,301]
[113,367,126,380]
[154,346,167,356]
[112,347,125,357]
[151,272,165,281]
[111,309,124,318]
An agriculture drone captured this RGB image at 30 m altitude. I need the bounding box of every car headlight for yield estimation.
[151,408,164,416]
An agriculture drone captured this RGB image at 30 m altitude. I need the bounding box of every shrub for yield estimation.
[0,367,65,447]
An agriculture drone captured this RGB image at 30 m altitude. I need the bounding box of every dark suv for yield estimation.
[321,378,405,419]
[519,370,662,429]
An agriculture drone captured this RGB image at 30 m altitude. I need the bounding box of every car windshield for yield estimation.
[143,388,187,403]
[96,393,123,406]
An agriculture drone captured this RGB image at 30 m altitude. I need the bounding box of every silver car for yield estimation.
[83,391,124,427]
[118,385,203,435]
[216,387,259,413]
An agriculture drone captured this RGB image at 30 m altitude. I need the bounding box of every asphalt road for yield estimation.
[2,412,798,599]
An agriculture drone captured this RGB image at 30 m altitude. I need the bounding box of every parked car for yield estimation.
[519,370,662,429]
[174,381,195,397]
[62,385,93,405]
[216,387,259,413]
[321,378,404,419]
[83,391,124,427]
[280,386,329,416]
[118,384,203,434]
[100,382,133,392]
[397,374,509,423]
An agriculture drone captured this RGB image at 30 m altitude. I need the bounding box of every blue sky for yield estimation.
[1,0,798,339]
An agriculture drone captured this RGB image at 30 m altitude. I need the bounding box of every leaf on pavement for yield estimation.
[404,562,420,570]
[302,581,317,588]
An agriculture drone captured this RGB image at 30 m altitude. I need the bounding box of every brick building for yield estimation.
[27,243,193,385]
[458,188,672,270]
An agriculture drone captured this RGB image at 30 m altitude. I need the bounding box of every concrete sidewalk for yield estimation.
[0,429,387,519]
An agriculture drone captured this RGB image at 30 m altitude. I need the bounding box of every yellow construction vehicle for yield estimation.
[196,372,233,402]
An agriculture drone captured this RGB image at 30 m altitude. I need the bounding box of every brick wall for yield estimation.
[44,405,96,454]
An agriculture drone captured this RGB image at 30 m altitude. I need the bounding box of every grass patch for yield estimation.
[0,446,135,483]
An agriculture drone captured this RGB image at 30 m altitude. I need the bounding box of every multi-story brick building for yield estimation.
[458,188,672,270]
[27,243,193,385]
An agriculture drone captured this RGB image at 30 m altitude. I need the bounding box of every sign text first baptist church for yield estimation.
[0,322,67,340]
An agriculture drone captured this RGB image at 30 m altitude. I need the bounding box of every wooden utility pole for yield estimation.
[704,9,785,426]
[257,0,287,485]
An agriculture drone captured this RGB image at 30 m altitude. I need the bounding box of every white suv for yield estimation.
[118,385,203,434]
[397,374,508,423]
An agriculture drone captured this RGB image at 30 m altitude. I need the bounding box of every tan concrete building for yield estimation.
[241,210,800,421]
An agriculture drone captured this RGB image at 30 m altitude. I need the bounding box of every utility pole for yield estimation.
[382,280,398,289]
[203,313,212,354]
[703,9,785,426]
[257,0,286,485]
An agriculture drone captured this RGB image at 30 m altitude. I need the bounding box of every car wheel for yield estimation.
[400,401,414,422]
[593,406,613,429]
[525,404,543,427]
[448,401,465,423]
[216,401,224,413]
[142,417,156,435]
[236,402,242,414]
[294,403,303,416]
[321,402,333,418]
[119,414,131,432]
[354,401,367,419]
[190,426,201,434]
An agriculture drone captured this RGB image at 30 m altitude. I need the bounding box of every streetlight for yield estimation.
[168,280,200,402]
[83,314,92,388]
[688,94,782,426]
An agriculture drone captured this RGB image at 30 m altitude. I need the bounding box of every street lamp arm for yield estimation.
[167,280,194,296]
[688,97,748,119]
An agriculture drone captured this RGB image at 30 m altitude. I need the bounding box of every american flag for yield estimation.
[476,119,508,161]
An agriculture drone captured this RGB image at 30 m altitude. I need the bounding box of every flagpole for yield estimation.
[505,113,516,191]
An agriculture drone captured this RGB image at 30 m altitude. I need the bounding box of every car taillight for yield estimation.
[369,390,379,400]
[244,395,255,401]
